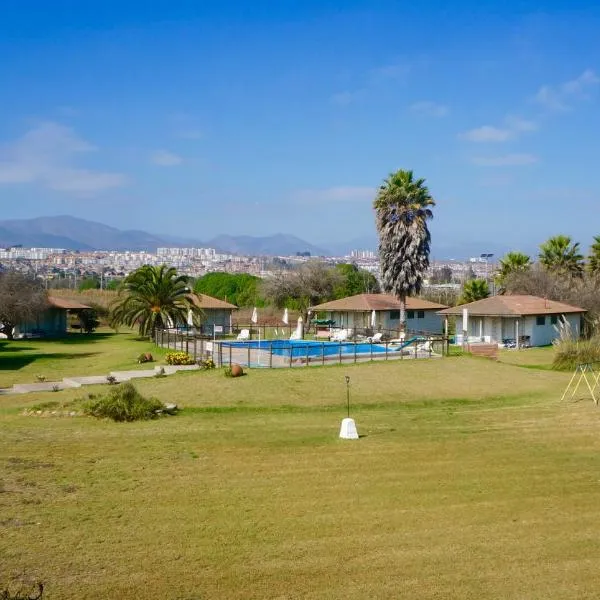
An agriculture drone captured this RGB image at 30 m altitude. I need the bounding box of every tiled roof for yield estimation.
[438,294,586,317]
[189,293,237,310]
[48,297,91,310]
[310,293,448,312]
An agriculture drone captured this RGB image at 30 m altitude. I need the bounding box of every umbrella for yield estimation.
[251,307,258,324]
[370,310,376,328]
[283,307,289,325]
[187,309,194,327]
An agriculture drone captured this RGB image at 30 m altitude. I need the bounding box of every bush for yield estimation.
[165,351,195,365]
[553,337,600,371]
[84,382,165,422]
[199,357,215,370]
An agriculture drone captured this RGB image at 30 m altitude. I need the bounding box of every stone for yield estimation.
[230,364,243,378]
[339,417,359,440]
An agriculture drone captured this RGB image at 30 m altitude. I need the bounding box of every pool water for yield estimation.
[221,339,417,359]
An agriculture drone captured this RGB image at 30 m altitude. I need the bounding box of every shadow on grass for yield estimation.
[0,352,101,371]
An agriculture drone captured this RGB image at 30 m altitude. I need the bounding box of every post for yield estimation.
[516,319,520,350]
[228,344,231,367]
[444,317,449,356]
[339,342,342,365]
[305,344,309,366]
[322,342,325,366]
[269,342,273,368]
[354,341,357,363]
[462,308,469,351]
[345,376,350,418]
[247,344,251,368]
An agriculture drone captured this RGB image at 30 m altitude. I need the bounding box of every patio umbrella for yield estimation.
[296,316,303,339]
[370,310,376,329]
[283,307,289,325]
[251,307,258,324]
[187,309,194,327]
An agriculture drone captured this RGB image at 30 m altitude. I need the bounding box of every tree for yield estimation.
[539,235,584,276]
[194,272,263,307]
[495,251,531,290]
[333,263,380,298]
[428,266,453,285]
[0,271,48,339]
[78,277,100,291]
[109,265,201,337]
[78,309,100,333]
[460,279,490,304]
[261,261,342,318]
[374,169,435,329]
[588,236,600,275]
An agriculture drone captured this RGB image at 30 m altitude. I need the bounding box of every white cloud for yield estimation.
[151,150,183,166]
[461,125,513,142]
[534,69,600,111]
[292,186,374,203]
[410,101,449,118]
[471,153,539,167]
[0,122,127,195]
[460,115,537,143]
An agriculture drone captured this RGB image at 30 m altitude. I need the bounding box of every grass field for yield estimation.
[0,329,165,388]
[3,353,600,599]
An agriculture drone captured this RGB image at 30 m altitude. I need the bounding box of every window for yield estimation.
[536,316,546,326]
[389,310,400,320]
[417,310,425,319]
[406,310,415,319]
[550,315,558,325]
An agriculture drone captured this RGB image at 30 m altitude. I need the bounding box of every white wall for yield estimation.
[454,312,582,347]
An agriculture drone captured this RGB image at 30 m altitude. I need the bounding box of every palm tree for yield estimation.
[374,169,435,329]
[495,251,531,290]
[587,236,600,275]
[460,279,490,304]
[539,235,584,276]
[110,265,201,337]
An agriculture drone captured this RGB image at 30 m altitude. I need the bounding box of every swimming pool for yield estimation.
[220,339,421,359]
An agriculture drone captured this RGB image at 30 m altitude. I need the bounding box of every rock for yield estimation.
[230,364,244,378]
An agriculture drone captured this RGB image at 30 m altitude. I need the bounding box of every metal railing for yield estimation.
[154,328,448,369]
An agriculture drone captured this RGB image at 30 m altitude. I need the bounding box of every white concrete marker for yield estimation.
[339,417,359,440]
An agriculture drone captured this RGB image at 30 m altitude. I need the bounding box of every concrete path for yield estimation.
[1,364,200,395]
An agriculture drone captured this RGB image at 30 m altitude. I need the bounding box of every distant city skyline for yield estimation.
[1,1,600,252]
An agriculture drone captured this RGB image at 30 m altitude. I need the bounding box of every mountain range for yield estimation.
[0,216,331,256]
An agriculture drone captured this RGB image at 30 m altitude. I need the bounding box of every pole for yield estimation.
[345,376,350,418]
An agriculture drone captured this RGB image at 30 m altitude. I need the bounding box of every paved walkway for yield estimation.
[0,365,200,396]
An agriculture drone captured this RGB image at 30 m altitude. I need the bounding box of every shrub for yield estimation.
[553,337,600,371]
[84,382,165,422]
[199,357,215,370]
[165,351,195,365]
[106,375,117,385]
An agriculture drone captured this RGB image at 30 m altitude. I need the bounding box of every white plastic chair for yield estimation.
[237,329,250,341]
[367,332,383,343]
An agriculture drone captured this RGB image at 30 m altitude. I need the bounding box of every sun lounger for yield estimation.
[237,329,250,341]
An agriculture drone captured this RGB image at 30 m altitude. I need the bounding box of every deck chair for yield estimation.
[331,329,348,342]
[237,328,250,341]
[367,332,383,343]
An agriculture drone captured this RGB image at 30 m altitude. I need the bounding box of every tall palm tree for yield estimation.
[374,169,435,329]
[495,251,531,290]
[460,279,490,304]
[539,235,584,276]
[587,235,600,275]
[110,265,201,337]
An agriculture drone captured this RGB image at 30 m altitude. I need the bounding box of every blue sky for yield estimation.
[1,0,600,256]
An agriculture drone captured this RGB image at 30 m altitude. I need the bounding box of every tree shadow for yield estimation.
[0,352,101,371]
[26,333,118,345]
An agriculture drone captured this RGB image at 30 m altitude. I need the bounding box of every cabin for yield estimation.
[438,295,586,347]
[309,293,448,336]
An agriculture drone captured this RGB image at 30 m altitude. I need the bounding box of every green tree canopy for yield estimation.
[460,279,490,304]
[374,169,435,328]
[333,263,380,299]
[539,235,584,276]
[193,272,263,307]
[495,251,531,290]
[587,236,600,275]
[110,265,200,337]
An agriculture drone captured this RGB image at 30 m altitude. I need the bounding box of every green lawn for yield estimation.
[2,357,600,598]
[0,328,166,387]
